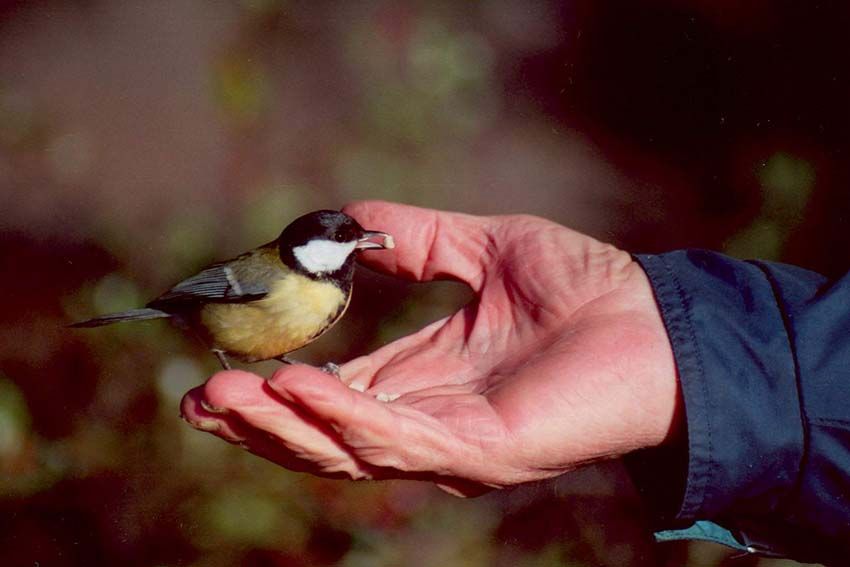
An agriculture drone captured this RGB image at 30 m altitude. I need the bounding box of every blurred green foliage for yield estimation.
[725,151,815,260]
[214,55,271,126]
[0,376,30,463]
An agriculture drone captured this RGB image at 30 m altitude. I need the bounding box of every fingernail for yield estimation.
[264,374,296,400]
[265,369,287,388]
[189,418,221,432]
[200,399,229,414]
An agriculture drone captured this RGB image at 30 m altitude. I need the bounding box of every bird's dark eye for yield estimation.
[334,232,346,242]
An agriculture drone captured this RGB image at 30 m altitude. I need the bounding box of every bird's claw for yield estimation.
[320,362,341,377]
[277,357,340,378]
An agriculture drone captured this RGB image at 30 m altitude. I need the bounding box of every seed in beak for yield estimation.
[356,231,395,250]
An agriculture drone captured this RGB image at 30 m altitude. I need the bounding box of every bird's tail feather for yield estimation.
[68,308,170,328]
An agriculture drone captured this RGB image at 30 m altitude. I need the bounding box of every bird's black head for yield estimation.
[277,210,393,279]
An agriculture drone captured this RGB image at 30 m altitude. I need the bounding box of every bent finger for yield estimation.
[343,200,493,290]
[185,370,372,479]
[267,365,462,473]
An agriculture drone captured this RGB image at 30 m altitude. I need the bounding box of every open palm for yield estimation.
[181,201,680,495]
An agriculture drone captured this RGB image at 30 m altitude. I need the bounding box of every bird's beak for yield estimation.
[356,231,395,250]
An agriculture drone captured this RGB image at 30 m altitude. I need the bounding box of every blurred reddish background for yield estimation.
[1,1,846,566]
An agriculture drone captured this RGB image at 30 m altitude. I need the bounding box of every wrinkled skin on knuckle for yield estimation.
[587,242,635,289]
[428,213,493,284]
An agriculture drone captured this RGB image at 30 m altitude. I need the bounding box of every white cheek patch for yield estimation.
[293,239,357,274]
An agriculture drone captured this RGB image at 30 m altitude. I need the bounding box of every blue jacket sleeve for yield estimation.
[627,250,850,565]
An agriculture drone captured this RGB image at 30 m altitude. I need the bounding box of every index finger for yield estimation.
[343,201,493,290]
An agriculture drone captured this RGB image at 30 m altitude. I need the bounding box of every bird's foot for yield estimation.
[212,349,232,370]
[319,362,341,377]
[276,356,341,379]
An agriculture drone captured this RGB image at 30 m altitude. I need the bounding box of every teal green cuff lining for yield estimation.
[654,521,749,553]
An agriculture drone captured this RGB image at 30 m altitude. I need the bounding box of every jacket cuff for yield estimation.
[631,251,805,524]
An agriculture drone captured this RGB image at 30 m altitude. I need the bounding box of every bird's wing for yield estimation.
[147,252,273,309]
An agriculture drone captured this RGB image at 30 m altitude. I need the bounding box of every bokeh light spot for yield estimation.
[757,152,815,219]
[0,376,30,461]
[93,274,142,315]
[157,356,204,407]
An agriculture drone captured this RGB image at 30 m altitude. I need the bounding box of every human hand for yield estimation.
[181,201,681,496]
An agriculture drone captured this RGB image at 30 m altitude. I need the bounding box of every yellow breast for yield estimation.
[199,273,349,362]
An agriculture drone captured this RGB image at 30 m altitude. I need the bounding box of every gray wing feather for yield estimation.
[148,262,269,308]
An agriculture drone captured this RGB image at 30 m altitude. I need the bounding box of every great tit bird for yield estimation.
[70,210,394,370]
